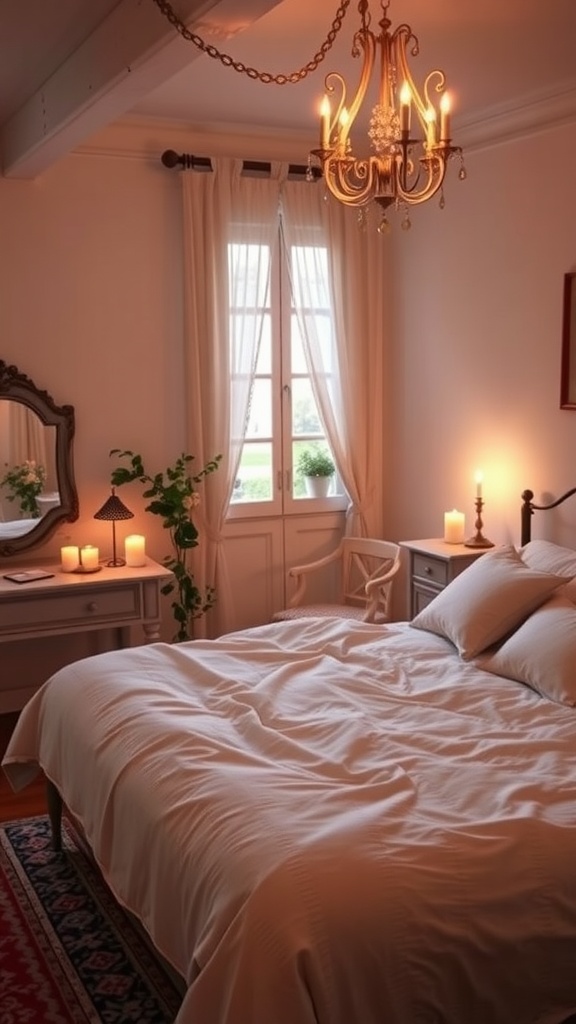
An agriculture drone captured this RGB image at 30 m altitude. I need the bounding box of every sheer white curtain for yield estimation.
[182,158,283,636]
[280,182,389,538]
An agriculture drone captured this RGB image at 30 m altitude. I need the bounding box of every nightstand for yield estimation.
[400,538,488,618]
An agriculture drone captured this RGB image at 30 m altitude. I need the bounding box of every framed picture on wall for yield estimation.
[560,272,576,409]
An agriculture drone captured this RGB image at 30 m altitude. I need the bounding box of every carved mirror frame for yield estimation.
[0,360,79,556]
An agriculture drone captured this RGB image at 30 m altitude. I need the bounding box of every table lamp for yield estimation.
[93,488,134,566]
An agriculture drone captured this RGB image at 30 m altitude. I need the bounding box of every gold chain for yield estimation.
[151,0,351,84]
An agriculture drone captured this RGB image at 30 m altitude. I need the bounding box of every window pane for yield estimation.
[292,378,322,436]
[246,379,272,438]
[255,315,271,374]
[231,441,273,503]
[229,243,270,307]
[291,313,334,372]
[290,246,330,307]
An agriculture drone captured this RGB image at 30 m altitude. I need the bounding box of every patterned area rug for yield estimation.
[0,814,184,1023]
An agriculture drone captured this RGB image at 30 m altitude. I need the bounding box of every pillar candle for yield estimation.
[80,545,99,571]
[444,509,465,544]
[61,545,80,572]
[125,534,146,567]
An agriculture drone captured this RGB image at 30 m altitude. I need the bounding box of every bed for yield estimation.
[0,516,41,540]
[3,488,576,1024]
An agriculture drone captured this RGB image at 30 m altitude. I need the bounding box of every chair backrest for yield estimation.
[339,537,401,622]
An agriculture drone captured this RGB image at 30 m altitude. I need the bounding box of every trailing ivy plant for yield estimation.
[110,449,221,642]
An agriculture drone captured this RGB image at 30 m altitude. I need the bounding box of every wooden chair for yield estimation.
[273,537,401,624]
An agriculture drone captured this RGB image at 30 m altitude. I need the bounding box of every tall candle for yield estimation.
[440,92,451,140]
[125,534,146,567]
[475,471,483,498]
[80,545,99,571]
[444,509,465,544]
[61,545,80,572]
[399,82,411,133]
[320,94,330,150]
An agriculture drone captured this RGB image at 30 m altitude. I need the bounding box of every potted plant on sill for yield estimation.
[296,446,335,498]
[109,448,221,642]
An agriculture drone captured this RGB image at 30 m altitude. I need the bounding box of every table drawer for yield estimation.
[412,553,448,586]
[1,583,140,632]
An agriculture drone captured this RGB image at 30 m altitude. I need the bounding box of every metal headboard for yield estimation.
[521,486,576,545]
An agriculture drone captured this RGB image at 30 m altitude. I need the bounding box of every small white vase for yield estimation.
[304,474,332,498]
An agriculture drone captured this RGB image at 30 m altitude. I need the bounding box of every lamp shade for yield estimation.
[94,488,134,523]
[93,488,134,566]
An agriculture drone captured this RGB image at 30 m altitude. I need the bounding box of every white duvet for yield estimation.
[3,617,576,1024]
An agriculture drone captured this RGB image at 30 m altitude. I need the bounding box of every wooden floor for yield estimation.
[0,711,47,822]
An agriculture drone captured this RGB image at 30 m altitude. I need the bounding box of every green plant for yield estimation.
[110,449,222,642]
[296,446,335,478]
[1,459,46,517]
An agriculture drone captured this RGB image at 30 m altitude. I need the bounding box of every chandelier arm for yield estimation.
[423,70,447,110]
[151,0,352,85]
[325,155,389,207]
[393,26,428,123]
[395,154,447,204]
[336,27,376,151]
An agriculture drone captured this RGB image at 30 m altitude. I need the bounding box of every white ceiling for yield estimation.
[3,0,576,177]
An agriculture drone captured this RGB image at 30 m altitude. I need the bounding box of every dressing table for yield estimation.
[0,560,172,711]
[1,360,173,712]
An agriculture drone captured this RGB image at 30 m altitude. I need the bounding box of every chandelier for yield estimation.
[310,0,466,231]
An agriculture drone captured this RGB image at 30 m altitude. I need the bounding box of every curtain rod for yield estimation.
[160,149,321,179]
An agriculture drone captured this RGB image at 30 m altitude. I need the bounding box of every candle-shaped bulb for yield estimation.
[399,81,411,133]
[440,91,451,140]
[320,94,331,150]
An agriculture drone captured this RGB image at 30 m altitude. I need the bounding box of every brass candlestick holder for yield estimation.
[464,496,495,549]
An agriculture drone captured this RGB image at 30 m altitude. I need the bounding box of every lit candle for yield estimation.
[425,106,437,148]
[440,91,451,141]
[475,471,483,498]
[320,94,331,150]
[61,545,80,572]
[399,81,411,133]
[80,545,99,571]
[444,509,465,544]
[125,534,146,567]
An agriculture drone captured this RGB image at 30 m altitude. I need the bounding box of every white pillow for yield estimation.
[480,595,576,706]
[411,545,565,660]
[520,539,576,602]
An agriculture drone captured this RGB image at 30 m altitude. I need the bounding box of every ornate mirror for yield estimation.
[0,360,79,556]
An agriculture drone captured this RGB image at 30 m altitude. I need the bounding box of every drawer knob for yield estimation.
[87,601,98,612]
[424,566,432,575]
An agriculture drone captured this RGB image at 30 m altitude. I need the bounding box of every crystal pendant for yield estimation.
[368,105,401,156]
[377,215,391,235]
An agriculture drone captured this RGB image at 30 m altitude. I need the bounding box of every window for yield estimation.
[227,229,347,518]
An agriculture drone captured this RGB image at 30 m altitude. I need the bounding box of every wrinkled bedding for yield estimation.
[3,617,576,1024]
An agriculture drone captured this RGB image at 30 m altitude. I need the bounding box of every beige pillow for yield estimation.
[411,545,564,660]
[480,595,576,706]
[520,539,576,602]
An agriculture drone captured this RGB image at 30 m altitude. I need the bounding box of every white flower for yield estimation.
[183,492,201,512]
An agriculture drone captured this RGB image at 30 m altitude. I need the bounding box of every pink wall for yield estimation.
[1,116,575,600]
[386,123,576,552]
